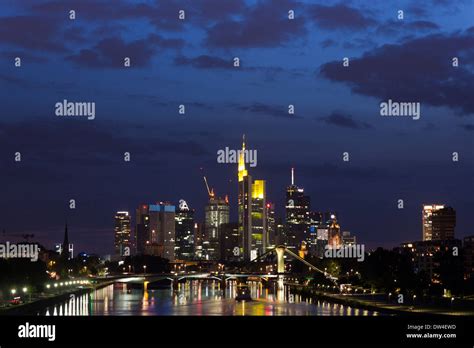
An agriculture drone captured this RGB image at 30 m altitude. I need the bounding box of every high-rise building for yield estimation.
[238,135,253,260]
[135,203,176,261]
[285,168,310,250]
[204,195,230,260]
[193,222,204,259]
[342,231,356,245]
[422,204,456,241]
[114,211,131,257]
[251,179,267,258]
[266,202,276,249]
[174,199,195,261]
[328,218,342,247]
[220,222,240,262]
[237,136,269,260]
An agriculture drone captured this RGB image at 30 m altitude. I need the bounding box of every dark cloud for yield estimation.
[320,30,474,115]
[66,34,182,68]
[308,3,376,30]
[0,120,209,166]
[321,39,337,48]
[376,20,440,37]
[175,55,233,70]
[0,16,66,52]
[320,112,372,129]
[237,103,300,119]
[459,124,474,131]
[205,0,306,48]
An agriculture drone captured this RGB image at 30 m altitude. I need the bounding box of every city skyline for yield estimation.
[5,132,464,258]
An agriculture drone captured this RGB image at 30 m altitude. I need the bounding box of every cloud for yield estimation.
[320,112,372,129]
[320,30,474,116]
[174,55,233,70]
[376,20,440,37]
[0,16,66,52]
[66,34,182,68]
[0,120,210,166]
[205,0,306,48]
[308,3,376,30]
[237,103,300,119]
[459,124,474,131]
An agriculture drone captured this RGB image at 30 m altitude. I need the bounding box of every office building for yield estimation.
[204,196,230,260]
[114,211,131,257]
[175,200,195,261]
[135,202,176,261]
[285,168,310,250]
[422,204,456,241]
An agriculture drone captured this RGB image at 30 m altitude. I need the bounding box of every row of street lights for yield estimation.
[45,280,90,290]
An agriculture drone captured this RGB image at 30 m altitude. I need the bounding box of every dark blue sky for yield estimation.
[1,0,473,255]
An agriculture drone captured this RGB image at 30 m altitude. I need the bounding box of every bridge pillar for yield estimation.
[220,276,226,290]
[172,278,179,290]
[276,246,285,274]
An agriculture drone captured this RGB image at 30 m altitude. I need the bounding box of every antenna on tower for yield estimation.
[291,167,295,185]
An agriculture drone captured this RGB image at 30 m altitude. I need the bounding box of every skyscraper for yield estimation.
[135,202,176,261]
[285,168,310,250]
[114,211,131,257]
[174,199,195,261]
[204,195,230,260]
[422,204,456,241]
[237,136,268,260]
[266,202,276,249]
[251,179,267,258]
[220,222,240,262]
[238,135,253,260]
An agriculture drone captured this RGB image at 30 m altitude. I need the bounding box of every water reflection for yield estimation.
[40,280,378,316]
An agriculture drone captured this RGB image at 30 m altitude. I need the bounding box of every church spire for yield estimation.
[62,222,69,260]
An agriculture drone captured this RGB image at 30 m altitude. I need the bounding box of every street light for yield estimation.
[11,289,16,295]
[143,265,147,274]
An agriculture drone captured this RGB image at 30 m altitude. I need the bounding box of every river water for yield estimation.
[40,280,378,316]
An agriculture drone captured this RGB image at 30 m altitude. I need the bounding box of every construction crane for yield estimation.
[203,176,215,199]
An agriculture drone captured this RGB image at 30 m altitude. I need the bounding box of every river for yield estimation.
[39,280,379,316]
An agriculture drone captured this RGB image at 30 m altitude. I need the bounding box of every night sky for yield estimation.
[0,0,473,255]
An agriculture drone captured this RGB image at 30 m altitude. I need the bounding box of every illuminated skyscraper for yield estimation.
[266,202,276,248]
[114,211,131,257]
[285,168,310,250]
[251,179,267,258]
[175,199,195,261]
[237,136,268,260]
[238,135,253,260]
[135,203,176,261]
[204,195,230,260]
[422,204,456,241]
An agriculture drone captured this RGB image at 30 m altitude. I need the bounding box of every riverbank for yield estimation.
[1,281,114,315]
[288,284,474,316]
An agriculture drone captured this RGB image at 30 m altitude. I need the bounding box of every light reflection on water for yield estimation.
[40,280,378,316]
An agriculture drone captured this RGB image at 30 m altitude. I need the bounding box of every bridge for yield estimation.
[98,246,337,289]
[249,245,338,282]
